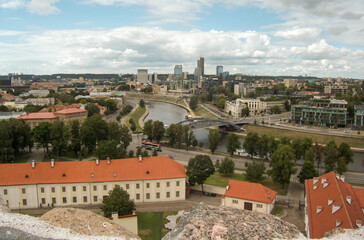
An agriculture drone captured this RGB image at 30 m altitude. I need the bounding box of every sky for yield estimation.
[0,0,364,78]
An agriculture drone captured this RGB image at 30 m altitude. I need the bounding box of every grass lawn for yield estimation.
[193,104,219,119]
[246,125,364,149]
[137,211,177,240]
[272,206,284,216]
[127,106,146,132]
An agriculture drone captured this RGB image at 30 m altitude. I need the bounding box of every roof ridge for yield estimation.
[333,172,353,228]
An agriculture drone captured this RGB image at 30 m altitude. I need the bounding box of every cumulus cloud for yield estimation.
[1,26,363,78]
[27,0,59,15]
[0,0,26,9]
[275,27,321,43]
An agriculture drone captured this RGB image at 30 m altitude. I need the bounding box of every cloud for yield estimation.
[1,26,363,78]
[27,0,59,15]
[275,27,322,43]
[0,30,24,36]
[0,0,26,9]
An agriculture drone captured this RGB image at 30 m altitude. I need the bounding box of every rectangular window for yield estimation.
[93,186,97,191]
[22,188,26,194]
[176,191,180,197]
[63,197,67,203]
[52,198,56,204]
[73,197,77,203]
[166,192,170,198]
[51,187,55,193]
[103,185,107,191]
[176,181,180,187]
[41,198,46,204]
[83,186,87,191]
[156,182,160,188]
[232,200,238,204]
[136,184,140,189]
[83,196,87,203]
[166,182,170,187]
[3,189,7,195]
[146,193,150,199]
[62,187,66,192]
[41,187,45,193]
[136,194,140,200]
[72,186,76,192]
[126,184,129,189]
[93,196,98,202]
[156,192,160,199]
[146,183,150,188]
[257,204,263,208]
[22,199,27,206]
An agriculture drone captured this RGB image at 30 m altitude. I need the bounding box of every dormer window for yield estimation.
[346,196,352,205]
[328,198,333,206]
[356,220,362,228]
[313,185,318,190]
[146,170,150,174]
[336,220,341,227]
[313,177,319,185]
[323,182,329,188]
[91,173,94,178]
[62,173,66,177]
[25,174,29,178]
[113,173,117,177]
[332,204,341,214]
[316,206,322,214]
[321,177,327,184]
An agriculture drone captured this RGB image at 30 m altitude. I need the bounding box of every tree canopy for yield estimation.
[226,133,240,156]
[208,129,221,154]
[186,155,215,193]
[101,185,136,217]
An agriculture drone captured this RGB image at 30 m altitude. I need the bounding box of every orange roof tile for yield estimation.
[18,112,58,120]
[223,179,277,204]
[0,156,186,186]
[55,108,87,114]
[353,188,364,208]
[305,172,364,239]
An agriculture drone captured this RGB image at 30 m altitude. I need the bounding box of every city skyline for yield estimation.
[0,0,364,78]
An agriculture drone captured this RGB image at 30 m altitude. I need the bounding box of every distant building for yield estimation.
[305,172,364,239]
[284,79,298,88]
[0,156,186,209]
[137,69,148,84]
[354,105,364,129]
[182,72,188,80]
[222,71,229,81]
[152,73,158,84]
[291,99,348,127]
[225,98,285,117]
[199,57,204,76]
[29,90,50,98]
[174,65,183,76]
[194,67,201,83]
[324,85,348,95]
[221,180,277,214]
[216,66,223,77]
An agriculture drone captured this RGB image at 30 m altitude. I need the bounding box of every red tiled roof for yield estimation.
[0,156,186,186]
[353,188,364,208]
[55,108,87,114]
[223,179,277,204]
[305,172,364,239]
[18,112,58,120]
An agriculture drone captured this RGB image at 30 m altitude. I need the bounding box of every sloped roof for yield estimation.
[305,172,364,239]
[353,188,364,208]
[55,108,87,114]
[223,179,277,204]
[0,156,186,186]
[18,112,58,120]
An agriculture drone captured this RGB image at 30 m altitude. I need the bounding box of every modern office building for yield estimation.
[174,65,183,76]
[137,69,148,84]
[291,99,348,127]
[354,105,364,129]
[0,156,186,210]
[222,71,229,81]
[199,57,204,76]
[324,85,349,95]
[216,66,223,77]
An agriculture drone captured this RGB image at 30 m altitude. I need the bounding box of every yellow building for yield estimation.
[221,180,277,214]
[0,156,186,210]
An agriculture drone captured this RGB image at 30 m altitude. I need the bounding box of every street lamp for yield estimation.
[18,202,21,213]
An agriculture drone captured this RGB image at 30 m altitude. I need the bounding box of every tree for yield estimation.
[152,149,158,156]
[189,95,198,111]
[0,105,9,112]
[267,135,278,157]
[0,120,14,163]
[241,107,250,117]
[298,147,318,184]
[208,129,221,154]
[175,124,183,149]
[81,114,108,153]
[291,138,304,162]
[95,140,125,160]
[245,161,266,182]
[129,119,136,132]
[108,122,132,149]
[165,124,177,147]
[243,132,259,157]
[217,157,235,176]
[143,119,153,141]
[68,120,81,155]
[182,125,194,150]
[216,97,227,110]
[284,100,291,111]
[257,134,269,159]
[50,121,69,157]
[85,103,100,117]
[280,136,291,145]
[324,140,338,173]
[314,142,324,168]
[186,155,215,193]
[128,150,134,157]
[226,133,240,156]
[302,138,313,156]
[336,157,348,175]
[271,105,282,114]
[268,144,296,188]
[199,94,207,103]
[105,99,118,115]
[101,185,136,217]
[139,99,145,108]
[8,119,33,154]
[152,120,165,143]
[32,122,51,154]
[337,142,353,165]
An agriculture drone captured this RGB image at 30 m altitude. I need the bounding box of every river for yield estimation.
[144,100,364,172]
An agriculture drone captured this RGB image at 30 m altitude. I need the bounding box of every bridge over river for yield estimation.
[176,118,251,130]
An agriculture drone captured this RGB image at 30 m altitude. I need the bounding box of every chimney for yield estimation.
[313,177,319,185]
[31,160,35,169]
[340,175,345,182]
[139,155,142,162]
[332,204,341,214]
[96,159,99,166]
[328,198,333,206]
[107,157,110,165]
[51,159,54,168]
[346,196,352,205]
[316,206,322,214]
